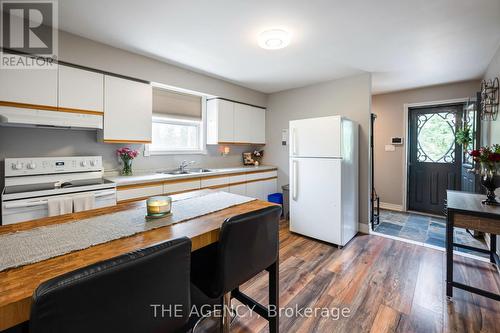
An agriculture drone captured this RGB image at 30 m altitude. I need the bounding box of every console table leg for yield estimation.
[446,211,454,298]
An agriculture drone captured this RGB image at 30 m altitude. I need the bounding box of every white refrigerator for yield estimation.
[289,115,358,247]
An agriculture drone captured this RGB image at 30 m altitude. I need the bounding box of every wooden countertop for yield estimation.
[0,190,275,331]
[447,190,500,219]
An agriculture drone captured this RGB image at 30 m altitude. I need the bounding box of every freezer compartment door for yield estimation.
[289,116,341,157]
[289,158,342,245]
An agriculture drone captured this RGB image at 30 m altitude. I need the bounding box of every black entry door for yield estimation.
[408,105,463,215]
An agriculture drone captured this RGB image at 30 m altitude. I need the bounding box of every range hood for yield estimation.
[0,106,103,130]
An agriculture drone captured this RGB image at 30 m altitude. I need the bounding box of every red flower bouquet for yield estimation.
[117,147,139,176]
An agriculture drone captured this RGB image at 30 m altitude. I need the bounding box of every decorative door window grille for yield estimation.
[416,111,456,163]
[463,103,476,165]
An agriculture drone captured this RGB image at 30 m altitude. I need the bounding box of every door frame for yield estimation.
[402,98,471,212]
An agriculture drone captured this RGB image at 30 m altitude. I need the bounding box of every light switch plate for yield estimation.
[282,129,288,146]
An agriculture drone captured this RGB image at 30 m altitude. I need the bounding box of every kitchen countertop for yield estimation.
[105,165,277,186]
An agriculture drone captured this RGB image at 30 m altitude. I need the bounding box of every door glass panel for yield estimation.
[417,112,456,163]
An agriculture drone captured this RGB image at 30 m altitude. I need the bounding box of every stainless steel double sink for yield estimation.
[157,168,214,175]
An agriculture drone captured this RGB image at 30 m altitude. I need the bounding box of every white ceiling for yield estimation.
[58,0,500,94]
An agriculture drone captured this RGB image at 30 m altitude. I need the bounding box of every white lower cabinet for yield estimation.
[262,178,278,199]
[117,185,163,202]
[164,180,201,194]
[200,176,230,188]
[229,183,246,196]
[116,171,277,202]
[246,178,277,201]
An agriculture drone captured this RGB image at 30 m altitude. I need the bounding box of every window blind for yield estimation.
[152,87,202,119]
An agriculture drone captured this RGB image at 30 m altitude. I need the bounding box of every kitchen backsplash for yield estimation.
[0,126,258,186]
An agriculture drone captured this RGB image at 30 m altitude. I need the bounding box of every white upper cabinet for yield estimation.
[207,99,234,144]
[0,59,57,106]
[250,106,265,144]
[103,76,152,143]
[58,65,104,112]
[206,98,266,145]
[233,103,252,143]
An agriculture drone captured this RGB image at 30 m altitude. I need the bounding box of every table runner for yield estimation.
[0,191,254,272]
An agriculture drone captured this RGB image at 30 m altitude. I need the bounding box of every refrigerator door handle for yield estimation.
[292,160,298,201]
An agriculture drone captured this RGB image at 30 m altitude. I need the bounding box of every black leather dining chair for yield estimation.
[30,237,191,333]
[190,205,282,333]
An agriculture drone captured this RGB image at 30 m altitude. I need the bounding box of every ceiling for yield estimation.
[58,0,500,94]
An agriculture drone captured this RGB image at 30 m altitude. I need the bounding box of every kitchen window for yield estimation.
[146,87,206,155]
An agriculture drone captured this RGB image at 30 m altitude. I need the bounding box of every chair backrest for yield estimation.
[214,205,281,296]
[30,237,191,333]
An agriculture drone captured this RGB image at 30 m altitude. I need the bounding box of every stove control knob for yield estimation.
[12,162,23,170]
[80,161,87,167]
[27,162,36,169]
[90,160,97,167]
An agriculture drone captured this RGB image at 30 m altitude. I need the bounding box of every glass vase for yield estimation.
[480,162,500,205]
[121,158,133,176]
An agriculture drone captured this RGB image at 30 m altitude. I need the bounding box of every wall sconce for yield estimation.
[480,77,499,121]
[220,146,230,156]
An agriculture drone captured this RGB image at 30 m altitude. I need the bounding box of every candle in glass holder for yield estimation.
[146,196,171,217]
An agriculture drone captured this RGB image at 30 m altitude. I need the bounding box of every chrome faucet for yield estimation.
[179,160,196,173]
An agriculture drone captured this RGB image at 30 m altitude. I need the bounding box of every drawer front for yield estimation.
[117,185,163,202]
[246,170,277,181]
[229,174,246,184]
[201,176,230,188]
[164,180,201,194]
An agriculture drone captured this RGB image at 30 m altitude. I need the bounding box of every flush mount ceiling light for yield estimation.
[258,29,291,50]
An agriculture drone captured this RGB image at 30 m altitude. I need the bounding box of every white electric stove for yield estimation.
[1,156,116,225]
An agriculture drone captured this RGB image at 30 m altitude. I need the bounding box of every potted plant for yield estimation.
[456,124,472,149]
[469,144,500,205]
[117,147,139,176]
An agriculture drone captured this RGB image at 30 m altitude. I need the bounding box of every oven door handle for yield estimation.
[94,190,116,198]
[4,200,48,209]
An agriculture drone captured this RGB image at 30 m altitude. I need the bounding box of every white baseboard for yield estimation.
[358,223,369,234]
[379,202,404,212]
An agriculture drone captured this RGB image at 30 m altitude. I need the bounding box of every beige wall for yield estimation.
[372,80,480,207]
[264,73,372,225]
[483,45,500,145]
[59,31,267,107]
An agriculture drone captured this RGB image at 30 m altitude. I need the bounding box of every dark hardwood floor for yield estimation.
[231,221,500,333]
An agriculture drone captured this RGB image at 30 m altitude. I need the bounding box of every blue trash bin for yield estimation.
[268,193,283,204]
[268,193,284,217]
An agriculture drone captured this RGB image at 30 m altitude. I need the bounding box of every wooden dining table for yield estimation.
[0,190,276,331]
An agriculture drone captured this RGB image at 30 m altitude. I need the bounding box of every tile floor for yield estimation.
[373,209,489,257]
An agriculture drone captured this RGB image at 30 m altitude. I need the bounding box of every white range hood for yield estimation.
[0,106,103,130]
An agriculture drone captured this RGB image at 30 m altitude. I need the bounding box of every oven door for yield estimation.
[1,189,116,225]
